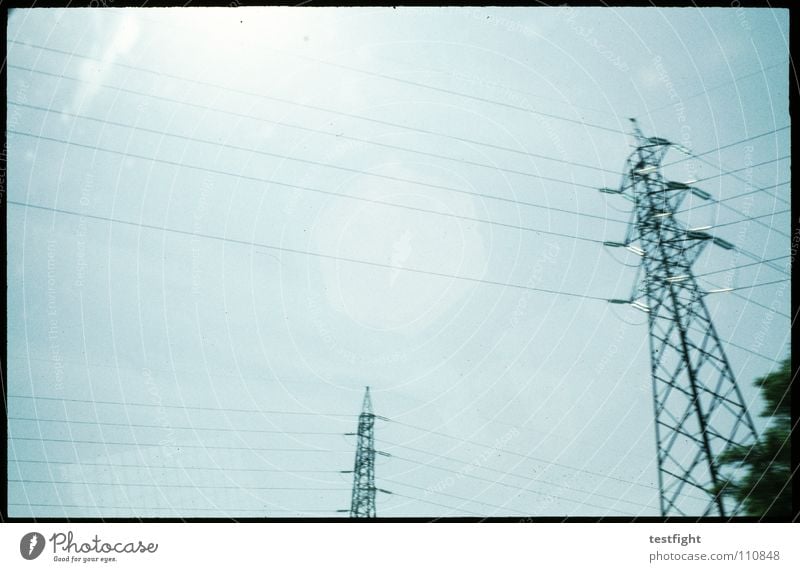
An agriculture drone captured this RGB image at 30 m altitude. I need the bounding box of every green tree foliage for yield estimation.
[717,356,792,519]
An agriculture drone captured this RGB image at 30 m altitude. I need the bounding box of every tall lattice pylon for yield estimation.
[602,119,758,516]
[349,386,376,518]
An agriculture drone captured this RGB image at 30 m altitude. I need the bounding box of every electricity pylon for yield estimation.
[349,386,377,518]
[602,119,758,516]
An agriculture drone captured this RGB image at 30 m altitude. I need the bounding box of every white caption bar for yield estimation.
[1,523,797,571]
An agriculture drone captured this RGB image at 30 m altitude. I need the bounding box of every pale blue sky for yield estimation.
[7,7,790,517]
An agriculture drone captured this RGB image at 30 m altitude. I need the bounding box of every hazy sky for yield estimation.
[7,7,790,517]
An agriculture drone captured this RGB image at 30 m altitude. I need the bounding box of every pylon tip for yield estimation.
[362,386,373,414]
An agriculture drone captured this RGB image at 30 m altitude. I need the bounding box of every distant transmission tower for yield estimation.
[349,386,377,518]
[602,119,758,516]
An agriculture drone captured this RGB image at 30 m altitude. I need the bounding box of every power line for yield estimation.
[648,71,790,208]
[380,53,622,119]
[390,407,721,508]
[387,454,651,515]
[6,444,654,511]
[679,180,788,210]
[9,39,628,137]
[9,416,346,436]
[384,421,684,498]
[692,154,790,185]
[306,63,625,135]
[22,393,753,497]
[381,478,531,516]
[12,393,760,509]
[7,201,613,302]
[664,145,790,239]
[727,247,790,277]
[690,153,790,208]
[646,60,789,115]
[7,354,346,388]
[24,22,785,187]
[682,183,790,240]
[9,99,613,196]
[7,57,621,176]
[662,125,789,167]
[616,302,787,360]
[667,210,792,279]
[9,129,620,243]
[388,452,655,512]
[722,290,789,316]
[11,42,786,246]
[707,208,790,230]
[17,72,783,247]
[700,281,791,319]
[727,278,790,292]
[694,255,790,279]
[278,48,628,135]
[10,458,345,475]
[8,394,355,418]
[657,224,789,278]
[673,208,792,249]
[682,324,791,364]
[388,380,658,467]
[7,503,339,514]
[645,277,789,319]
[712,336,790,365]
[9,479,347,492]
[380,437,676,500]
[10,436,353,454]
[385,492,486,517]
[9,92,620,182]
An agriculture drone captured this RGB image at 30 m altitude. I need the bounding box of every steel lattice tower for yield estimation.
[602,119,758,516]
[349,386,376,518]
